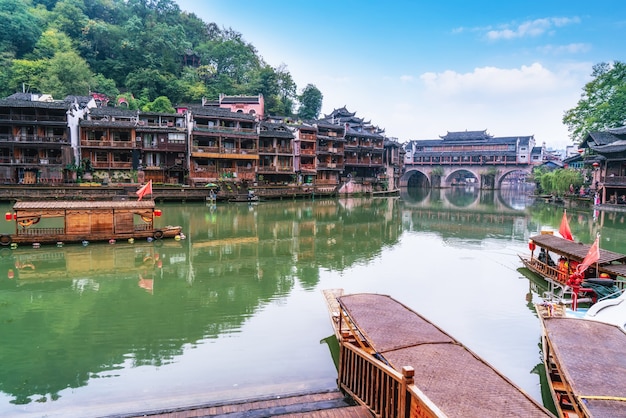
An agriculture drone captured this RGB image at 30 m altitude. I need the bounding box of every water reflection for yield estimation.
[0,187,624,415]
[0,197,403,410]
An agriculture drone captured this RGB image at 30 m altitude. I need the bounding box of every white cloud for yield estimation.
[419,63,561,97]
[312,62,590,148]
[537,43,591,55]
[486,17,581,40]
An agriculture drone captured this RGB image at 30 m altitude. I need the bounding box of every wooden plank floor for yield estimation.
[127,390,373,418]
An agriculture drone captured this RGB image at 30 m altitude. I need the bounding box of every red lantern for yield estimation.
[528,240,536,252]
[592,162,599,168]
[5,212,11,221]
[154,209,162,217]
[577,149,584,154]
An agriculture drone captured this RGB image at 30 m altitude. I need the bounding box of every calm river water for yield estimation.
[1,186,625,417]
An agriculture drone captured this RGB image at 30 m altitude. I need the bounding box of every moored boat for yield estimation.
[519,233,626,310]
[535,302,626,417]
[323,289,554,417]
[0,200,183,246]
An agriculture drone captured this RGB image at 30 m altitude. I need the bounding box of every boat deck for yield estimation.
[539,314,626,417]
[127,390,373,417]
[334,292,553,417]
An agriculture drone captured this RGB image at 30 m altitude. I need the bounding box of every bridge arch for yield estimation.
[402,165,533,189]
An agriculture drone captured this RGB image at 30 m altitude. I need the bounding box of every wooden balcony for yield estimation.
[603,175,626,186]
[92,161,133,169]
[0,135,69,144]
[82,140,135,148]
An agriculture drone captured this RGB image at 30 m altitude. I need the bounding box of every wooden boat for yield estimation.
[323,289,554,417]
[0,200,182,246]
[535,302,626,417]
[519,233,626,309]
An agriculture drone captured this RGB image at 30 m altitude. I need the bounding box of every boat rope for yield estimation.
[578,395,626,401]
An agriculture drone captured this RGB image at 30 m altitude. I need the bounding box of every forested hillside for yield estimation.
[0,0,322,117]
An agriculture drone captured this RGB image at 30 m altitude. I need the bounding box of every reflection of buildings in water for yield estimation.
[401,206,528,241]
[401,186,531,213]
[2,241,186,285]
[188,198,404,286]
[498,184,536,210]
[444,186,479,207]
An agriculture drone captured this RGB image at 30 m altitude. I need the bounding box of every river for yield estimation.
[0,186,624,417]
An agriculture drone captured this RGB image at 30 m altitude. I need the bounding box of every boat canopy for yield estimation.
[529,234,626,265]
[13,201,156,211]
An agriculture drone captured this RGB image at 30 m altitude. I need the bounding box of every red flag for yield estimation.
[577,236,600,274]
[138,275,154,294]
[136,180,152,201]
[559,211,573,241]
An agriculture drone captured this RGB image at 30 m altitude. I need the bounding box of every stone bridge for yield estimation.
[399,164,533,189]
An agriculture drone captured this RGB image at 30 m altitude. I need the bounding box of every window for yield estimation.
[168,133,185,144]
[113,131,131,142]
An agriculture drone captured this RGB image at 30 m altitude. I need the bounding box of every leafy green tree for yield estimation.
[8,58,48,94]
[142,96,175,113]
[0,51,13,96]
[563,61,626,144]
[274,64,296,116]
[30,28,74,59]
[298,84,323,120]
[0,0,43,57]
[125,68,170,102]
[50,0,89,40]
[40,50,93,97]
[90,73,119,98]
[533,168,583,196]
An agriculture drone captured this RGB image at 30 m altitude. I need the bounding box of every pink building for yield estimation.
[219,94,264,121]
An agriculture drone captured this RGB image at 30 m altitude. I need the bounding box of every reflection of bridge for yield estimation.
[400,164,532,189]
[400,186,534,213]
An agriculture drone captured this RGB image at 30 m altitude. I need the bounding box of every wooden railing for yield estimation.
[526,257,565,284]
[339,342,444,418]
[16,227,65,237]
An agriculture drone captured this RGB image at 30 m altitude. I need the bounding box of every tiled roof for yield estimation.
[64,95,94,107]
[189,105,256,121]
[259,122,294,138]
[220,95,261,104]
[80,119,136,128]
[607,126,626,135]
[90,107,138,118]
[590,139,626,155]
[0,97,70,110]
[440,130,492,140]
[584,131,621,146]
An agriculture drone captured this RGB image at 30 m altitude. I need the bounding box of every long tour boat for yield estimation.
[519,232,626,310]
[0,200,183,247]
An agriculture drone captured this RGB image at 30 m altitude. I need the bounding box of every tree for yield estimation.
[50,0,89,40]
[39,50,93,97]
[91,73,119,98]
[0,0,43,57]
[298,84,323,120]
[142,96,175,113]
[8,58,48,94]
[563,61,626,145]
[30,28,74,59]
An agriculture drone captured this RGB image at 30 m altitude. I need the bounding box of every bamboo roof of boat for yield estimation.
[335,292,553,417]
[13,200,155,210]
[529,234,626,265]
[537,311,626,417]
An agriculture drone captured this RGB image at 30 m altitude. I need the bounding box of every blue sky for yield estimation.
[175,1,626,149]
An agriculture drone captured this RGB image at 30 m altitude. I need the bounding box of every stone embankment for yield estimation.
[0,183,339,203]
